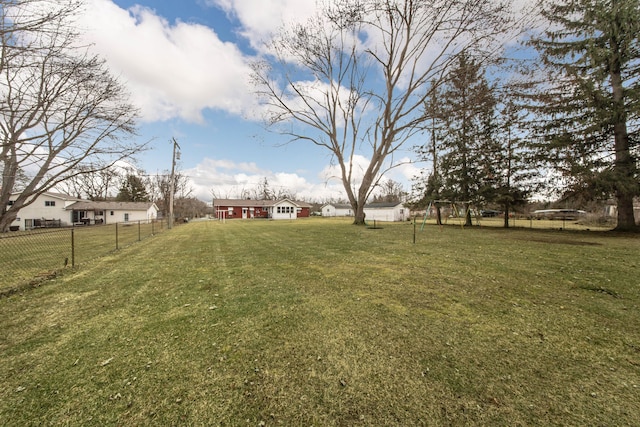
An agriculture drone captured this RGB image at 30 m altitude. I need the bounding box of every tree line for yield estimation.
[253,0,639,231]
[57,167,208,221]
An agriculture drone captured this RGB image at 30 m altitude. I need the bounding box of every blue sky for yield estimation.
[77,0,422,202]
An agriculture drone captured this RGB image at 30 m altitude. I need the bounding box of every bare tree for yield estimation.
[257,177,274,200]
[56,165,120,200]
[0,0,144,231]
[372,179,406,203]
[151,171,191,218]
[253,0,515,224]
[174,196,208,220]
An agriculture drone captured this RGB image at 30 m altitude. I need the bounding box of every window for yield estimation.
[277,206,293,214]
[45,200,56,207]
[110,211,114,216]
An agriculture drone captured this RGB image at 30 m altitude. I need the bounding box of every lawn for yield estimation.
[1,218,639,426]
[0,221,167,293]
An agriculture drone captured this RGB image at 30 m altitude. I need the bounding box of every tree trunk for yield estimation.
[610,52,638,231]
[464,203,473,227]
[353,203,366,225]
[0,209,18,232]
[503,204,510,228]
[615,193,637,232]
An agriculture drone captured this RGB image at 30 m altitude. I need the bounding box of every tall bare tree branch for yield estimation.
[0,0,145,231]
[252,0,515,224]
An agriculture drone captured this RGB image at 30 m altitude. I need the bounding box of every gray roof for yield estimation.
[67,201,157,211]
[364,202,405,209]
[323,203,352,209]
[214,199,312,208]
[323,202,405,209]
[11,191,83,202]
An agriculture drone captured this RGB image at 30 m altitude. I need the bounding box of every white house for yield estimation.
[66,201,158,225]
[321,203,353,217]
[8,192,82,230]
[270,199,307,220]
[322,202,410,222]
[7,192,158,230]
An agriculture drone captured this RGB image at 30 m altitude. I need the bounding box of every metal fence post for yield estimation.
[71,228,75,267]
[138,220,141,241]
[116,222,119,250]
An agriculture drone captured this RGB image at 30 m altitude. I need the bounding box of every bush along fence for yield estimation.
[0,219,170,295]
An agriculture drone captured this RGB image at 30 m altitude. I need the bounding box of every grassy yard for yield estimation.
[1,218,639,426]
[0,221,167,293]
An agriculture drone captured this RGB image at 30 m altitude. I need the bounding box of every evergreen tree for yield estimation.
[116,174,150,202]
[492,97,536,227]
[438,54,498,226]
[530,0,640,231]
[413,83,446,224]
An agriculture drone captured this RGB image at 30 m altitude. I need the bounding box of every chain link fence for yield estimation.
[0,219,170,295]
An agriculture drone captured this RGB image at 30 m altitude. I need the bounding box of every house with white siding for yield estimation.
[6,192,158,230]
[66,201,158,225]
[7,192,82,230]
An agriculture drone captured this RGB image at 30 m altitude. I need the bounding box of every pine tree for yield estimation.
[116,174,150,202]
[413,83,446,224]
[492,97,536,227]
[530,0,640,231]
[438,54,498,226]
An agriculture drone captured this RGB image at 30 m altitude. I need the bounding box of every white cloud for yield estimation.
[80,0,258,123]
[206,0,317,52]
[185,157,347,202]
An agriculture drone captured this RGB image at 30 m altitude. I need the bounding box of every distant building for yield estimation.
[604,199,640,224]
[321,203,353,217]
[6,192,158,231]
[66,201,158,225]
[321,202,410,222]
[212,199,312,220]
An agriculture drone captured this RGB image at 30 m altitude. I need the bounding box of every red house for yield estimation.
[213,199,311,220]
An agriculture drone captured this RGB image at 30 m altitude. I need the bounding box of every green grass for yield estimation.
[1,218,639,425]
[0,221,168,293]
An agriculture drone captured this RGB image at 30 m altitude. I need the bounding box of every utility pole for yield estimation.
[169,137,181,229]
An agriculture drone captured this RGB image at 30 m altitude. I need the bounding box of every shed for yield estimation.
[364,202,410,222]
[321,203,353,217]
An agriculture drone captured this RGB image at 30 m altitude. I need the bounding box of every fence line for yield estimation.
[0,219,170,295]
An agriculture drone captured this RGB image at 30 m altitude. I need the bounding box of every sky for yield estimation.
[76,0,422,203]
